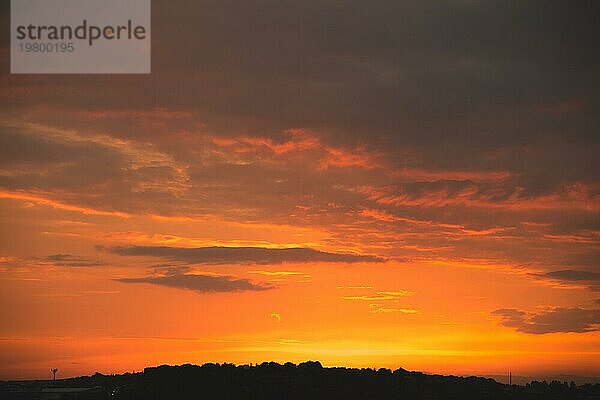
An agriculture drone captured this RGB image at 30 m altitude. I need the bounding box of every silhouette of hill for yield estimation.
[2,361,600,399]
[485,373,600,386]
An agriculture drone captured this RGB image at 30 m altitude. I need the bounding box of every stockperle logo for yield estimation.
[11,0,150,74]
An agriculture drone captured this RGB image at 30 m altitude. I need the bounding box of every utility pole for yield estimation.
[51,368,58,381]
[509,372,512,386]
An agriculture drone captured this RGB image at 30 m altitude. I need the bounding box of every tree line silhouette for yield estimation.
[3,361,593,400]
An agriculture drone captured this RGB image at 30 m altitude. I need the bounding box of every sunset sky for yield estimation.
[0,1,599,380]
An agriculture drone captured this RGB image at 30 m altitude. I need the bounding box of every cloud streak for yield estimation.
[42,254,106,268]
[101,245,384,265]
[341,290,413,301]
[114,273,273,293]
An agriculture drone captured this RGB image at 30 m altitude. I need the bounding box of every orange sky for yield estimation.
[1,0,599,382]
[0,156,597,380]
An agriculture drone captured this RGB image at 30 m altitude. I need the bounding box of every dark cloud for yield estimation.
[542,270,600,291]
[0,124,192,215]
[0,1,597,278]
[114,274,273,293]
[42,254,105,268]
[101,245,384,265]
[545,270,600,281]
[0,126,126,191]
[3,2,599,165]
[493,307,600,334]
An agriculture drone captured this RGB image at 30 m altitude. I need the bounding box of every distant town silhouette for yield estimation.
[2,361,599,399]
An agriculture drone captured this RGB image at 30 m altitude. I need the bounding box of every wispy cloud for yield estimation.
[248,270,307,276]
[368,304,418,314]
[341,290,413,301]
